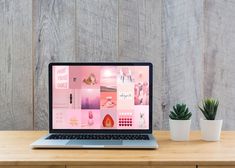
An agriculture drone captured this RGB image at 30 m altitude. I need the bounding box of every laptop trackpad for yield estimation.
[67,140,123,146]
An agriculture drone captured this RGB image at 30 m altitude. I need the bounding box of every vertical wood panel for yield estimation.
[118,0,162,129]
[200,166,235,168]
[76,0,118,61]
[161,0,204,129]
[0,0,33,130]
[68,166,194,168]
[204,0,235,130]
[33,0,76,129]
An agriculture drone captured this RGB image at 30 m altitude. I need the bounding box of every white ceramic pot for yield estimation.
[200,119,223,141]
[169,119,191,141]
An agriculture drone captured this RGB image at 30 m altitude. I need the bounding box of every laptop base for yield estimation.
[31,134,158,149]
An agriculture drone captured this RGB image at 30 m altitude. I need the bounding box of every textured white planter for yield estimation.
[169,119,191,141]
[200,119,223,141]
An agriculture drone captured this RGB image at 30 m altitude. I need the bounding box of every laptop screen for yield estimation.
[51,64,151,130]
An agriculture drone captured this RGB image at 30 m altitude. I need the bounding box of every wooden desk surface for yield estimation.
[0,131,235,167]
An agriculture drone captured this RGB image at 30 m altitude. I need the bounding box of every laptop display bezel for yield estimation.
[49,62,153,134]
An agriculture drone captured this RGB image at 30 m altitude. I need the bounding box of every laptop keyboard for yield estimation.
[46,134,150,140]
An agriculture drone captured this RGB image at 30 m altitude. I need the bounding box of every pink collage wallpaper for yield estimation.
[52,65,149,130]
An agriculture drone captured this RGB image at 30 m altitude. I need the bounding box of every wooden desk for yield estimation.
[0,131,235,168]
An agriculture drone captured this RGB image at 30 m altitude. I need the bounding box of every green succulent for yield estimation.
[169,104,192,120]
[198,98,219,120]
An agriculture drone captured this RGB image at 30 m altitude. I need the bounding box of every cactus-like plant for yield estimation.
[169,104,192,120]
[199,98,219,120]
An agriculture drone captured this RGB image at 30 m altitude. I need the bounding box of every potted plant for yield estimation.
[169,104,192,141]
[199,98,222,141]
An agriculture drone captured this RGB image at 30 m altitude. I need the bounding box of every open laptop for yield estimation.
[31,62,158,149]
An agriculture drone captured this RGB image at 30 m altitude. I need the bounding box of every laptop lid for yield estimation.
[48,62,153,134]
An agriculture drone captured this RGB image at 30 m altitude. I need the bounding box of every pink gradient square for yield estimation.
[100,66,117,89]
[81,110,100,129]
[81,89,100,109]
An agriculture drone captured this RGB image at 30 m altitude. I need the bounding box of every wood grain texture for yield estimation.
[76,0,118,61]
[161,0,204,129]
[198,165,234,168]
[204,0,235,130]
[118,0,162,129]
[33,0,76,129]
[0,166,64,168]
[1,131,235,166]
[0,0,33,130]
[68,166,194,168]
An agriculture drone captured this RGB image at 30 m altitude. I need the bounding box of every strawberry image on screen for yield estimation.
[102,114,114,128]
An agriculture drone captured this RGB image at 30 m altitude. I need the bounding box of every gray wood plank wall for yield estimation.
[0,0,33,129]
[204,0,235,129]
[0,0,235,130]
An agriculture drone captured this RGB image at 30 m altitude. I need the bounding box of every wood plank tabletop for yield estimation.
[0,131,235,166]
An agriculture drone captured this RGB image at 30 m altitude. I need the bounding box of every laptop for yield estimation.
[31,62,158,149]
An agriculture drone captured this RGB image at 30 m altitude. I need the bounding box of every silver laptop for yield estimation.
[31,62,158,149]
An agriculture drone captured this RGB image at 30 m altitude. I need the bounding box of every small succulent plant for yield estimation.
[199,98,219,120]
[169,104,192,120]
